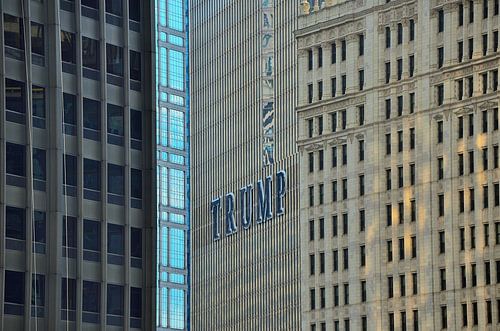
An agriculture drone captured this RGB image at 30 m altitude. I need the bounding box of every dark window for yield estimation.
[397,59,402,80]
[342,213,348,234]
[459,4,464,25]
[359,34,364,56]
[385,62,391,83]
[318,81,323,100]
[388,277,394,298]
[462,303,468,326]
[63,154,77,187]
[397,95,403,116]
[437,84,444,106]
[319,218,324,239]
[32,85,45,118]
[308,153,314,173]
[410,164,415,186]
[398,166,403,188]
[309,220,314,241]
[495,31,499,52]
[458,41,464,62]
[319,150,324,170]
[342,144,347,165]
[399,238,405,260]
[439,231,446,254]
[310,288,316,310]
[341,75,346,94]
[61,278,76,310]
[438,194,444,216]
[484,0,489,18]
[441,306,447,329]
[387,240,393,261]
[387,204,392,227]
[131,168,142,199]
[333,249,338,270]
[5,78,26,114]
[469,114,474,136]
[410,128,415,149]
[82,0,99,8]
[358,105,365,126]
[469,0,474,23]
[32,274,45,307]
[106,0,123,16]
[4,14,24,50]
[84,158,101,191]
[359,140,365,161]
[108,223,124,255]
[107,284,124,316]
[400,274,406,296]
[341,40,346,61]
[332,146,337,167]
[6,206,25,240]
[386,99,391,119]
[483,34,488,56]
[319,183,324,205]
[344,284,349,304]
[485,261,491,284]
[331,77,336,97]
[130,50,141,81]
[131,227,142,258]
[438,9,444,32]
[308,84,313,103]
[438,157,444,180]
[318,47,323,68]
[83,219,100,252]
[308,119,313,137]
[84,98,101,131]
[130,287,142,318]
[386,134,391,155]
[458,79,464,100]
[108,164,124,195]
[398,131,403,152]
[29,148,45,183]
[472,301,478,325]
[409,19,415,41]
[61,31,76,64]
[438,47,444,68]
[468,38,474,59]
[471,226,476,249]
[482,110,488,132]
[483,148,489,170]
[83,281,100,313]
[470,188,475,210]
[411,236,417,258]
[397,23,403,44]
[319,253,325,274]
[341,110,346,130]
[332,181,337,202]
[107,103,124,136]
[409,55,415,77]
[386,169,392,190]
[82,37,100,70]
[31,22,44,56]
[385,26,391,48]
[343,248,348,269]
[308,49,313,70]
[33,211,46,244]
[129,0,141,22]
[5,270,25,305]
[309,186,314,206]
[63,93,76,125]
[63,216,77,248]
[106,44,124,76]
[359,69,364,90]
[6,142,26,177]
[331,42,336,64]
[360,245,366,266]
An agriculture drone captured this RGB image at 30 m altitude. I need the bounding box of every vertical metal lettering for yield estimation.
[211,197,221,240]
[276,170,287,216]
[225,193,237,235]
[257,176,273,223]
[240,184,253,229]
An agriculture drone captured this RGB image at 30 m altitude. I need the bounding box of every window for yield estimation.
[457,79,464,100]
[309,254,315,275]
[319,183,324,205]
[4,14,24,50]
[359,34,364,56]
[31,22,44,56]
[341,40,346,61]
[397,23,403,44]
[459,4,464,25]
[397,58,402,80]
[462,303,468,326]
[108,163,124,195]
[437,84,444,106]
[5,78,26,114]
[469,0,475,23]
[468,38,474,59]
[32,274,45,309]
[63,93,76,126]
[128,0,141,21]
[386,134,391,155]
[331,77,337,97]
[471,226,476,248]
[333,249,338,271]
[107,284,124,316]
[342,144,347,165]
[438,157,444,180]
[438,47,444,68]
[342,213,348,235]
[399,238,405,260]
[411,236,417,258]
[409,55,415,77]
[386,169,392,190]
[83,281,100,313]
[483,34,488,56]
[385,62,391,83]
[387,240,393,262]
[440,268,446,291]
[332,146,337,167]
[410,199,416,221]
[106,44,124,76]
[469,150,475,173]
[438,9,444,32]
[130,227,142,259]
[360,245,366,266]
[495,183,499,206]
[84,158,101,191]
[319,253,325,273]
[398,131,403,152]
[459,190,465,212]
[482,110,488,132]
[331,42,337,64]
[387,204,393,227]
[438,194,444,216]
[318,81,323,100]
[332,180,337,202]
[131,168,142,199]
[341,75,346,94]
[358,105,365,125]
[61,31,76,64]
[307,84,313,103]
[410,128,415,149]
[341,110,347,130]
[6,206,25,241]
[410,20,415,41]
[33,211,46,244]
[343,248,348,269]
[397,96,403,116]
[33,148,46,181]
[83,98,101,131]
[458,41,464,62]
[106,0,123,16]
[398,166,403,188]
[62,216,77,249]
[412,273,418,294]
[307,49,313,70]
[400,274,406,296]
[5,270,25,306]
[319,218,324,239]
[483,185,489,208]
[359,175,365,196]
[6,143,25,177]
[342,179,347,200]
[82,37,100,70]
[343,283,349,304]
[61,278,76,310]
[310,288,316,310]
[108,223,124,256]
[386,26,391,48]
[485,260,491,284]
[483,148,489,170]
[385,98,391,119]
[468,76,475,97]
[388,276,394,298]
[107,103,124,137]
[410,92,415,113]
[441,306,447,329]
[83,219,100,252]
[359,69,364,90]
[63,154,77,188]
[309,220,314,241]
[318,47,323,68]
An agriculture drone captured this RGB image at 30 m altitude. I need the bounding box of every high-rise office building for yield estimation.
[0,0,155,329]
[298,1,500,330]
[190,1,300,330]
[154,0,189,330]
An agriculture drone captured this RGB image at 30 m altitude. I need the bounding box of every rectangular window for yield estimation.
[332,216,338,237]
[386,169,392,191]
[361,281,366,302]
[130,50,141,81]
[438,194,445,216]
[319,184,324,205]
[61,278,76,310]
[61,31,76,64]
[386,133,391,155]
[82,36,100,70]
[400,274,406,296]
[320,287,325,308]
[441,306,447,329]
[83,281,100,313]
[342,213,348,235]
[333,249,338,271]
[31,22,44,56]
[6,206,25,241]
[63,216,77,249]
[317,81,323,100]
[131,168,142,199]
[388,276,394,298]
[5,270,25,307]
[360,245,366,266]
[458,41,464,62]
[107,284,124,316]
[307,84,313,103]
[409,55,415,77]
[63,154,77,187]
[331,42,336,64]
[342,144,347,165]
[33,148,46,181]
[409,19,415,41]
[397,96,403,116]
[83,219,100,253]
[468,38,474,59]
[5,78,26,114]
[108,223,124,256]
[397,23,403,44]
[358,105,365,126]
[106,43,124,76]
[399,238,405,260]
[386,26,391,48]
[438,9,444,32]
[398,166,403,188]
[309,254,315,275]
[83,98,101,131]
[398,131,403,152]
[309,220,314,241]
[359,34,364,56]
[359,175,365,196]
[397,59,402,80]
[385,62,391,83]
[412,273,418,294]
[385,99,391,119]
[438,157,444,180]
[4,14,24,50]
[332,146,337,167]
[471,226,476,249]
[318,47,323,68]
[387,204,392,227]
[331,77,337,97]
[341,75,346,95]
[438,47,444,68]
[440,268,446,291]
[459,4,464,25]
[387,240,393,262]
[437,84,444,106]
[359,69,364,90]
[469,150,475,173]
[343,248,348,269]
[108,163,124,195]
[341,40,346,61]
[308,49,313,70]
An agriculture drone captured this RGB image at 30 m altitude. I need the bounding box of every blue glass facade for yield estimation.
[155,0,189,329]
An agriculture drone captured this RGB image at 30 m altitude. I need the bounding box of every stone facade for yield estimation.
[296,0,500,330]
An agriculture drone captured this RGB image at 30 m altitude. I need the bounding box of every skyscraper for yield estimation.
[155,0,190,330]
[298,0,500,330]
[190,1,300,330]
[1,0,155,329]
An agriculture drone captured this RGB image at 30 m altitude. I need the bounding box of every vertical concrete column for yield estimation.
[401,18,410,79]
[473,0,483,58]
[390,22,398,82]
[346,34,358,94]
[444,3,458,66]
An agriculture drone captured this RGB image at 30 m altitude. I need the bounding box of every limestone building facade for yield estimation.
[297,0,500,330]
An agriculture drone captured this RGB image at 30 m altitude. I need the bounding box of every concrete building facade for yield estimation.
[189,0,300,330]
[297,0,500,330]
[0,0,155,330]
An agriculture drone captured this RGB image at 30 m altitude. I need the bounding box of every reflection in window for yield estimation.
[169,169,185,209]
[159,47,167,86]
[159,108,168,146]
[160,287,168,327]
[32,85,45,118]
[6,142,26,176]
[168,34,183,46]
[170,213,185,224]
[34,211,46,244]
[82,37,100,70]
[107,284,124,316]
[83,219,100,252]
[82,0,99,9]
[84,158,101,191]
[31,22,44,55]
[108,223,124,255]
[159,0,167,26]
[169,109,184,150]
[105,0,123,16]
[161,227,168,266]
[130,109,142,140]
[168,0,183,31]
[63,154,77,186]
[5,78,26,113]
[32,274,45,307]
[61,31,76,63]
[63,93,77,125]
[61,278,76,310]
[6,206,26,240]
[169,228,185,269]
[63,216,77,248]
[131,168,142,199]
[83,281,100,313]
[33,148,46,181]
[107,103,124,136]
[130,287,142,318]
[5,271,25,305]
[168,50,184,90]
[4,14,24,50]
[106,43,123,76]
[108,163,124,195]
[130,50,141,81]
[169,289,185,329]
[83,98,101,130]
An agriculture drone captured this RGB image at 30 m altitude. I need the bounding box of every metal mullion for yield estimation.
[0,3,6,329]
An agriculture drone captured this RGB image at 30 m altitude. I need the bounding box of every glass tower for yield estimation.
[155,0,189,330]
